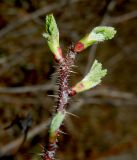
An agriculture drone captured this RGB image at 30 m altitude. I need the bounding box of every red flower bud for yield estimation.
[74,42,84,53]
[68,89,76,97]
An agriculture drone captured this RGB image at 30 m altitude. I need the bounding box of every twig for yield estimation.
[42,44,77,160]
[107,10,137,24]
[0,0,81,39]
[0,86,136,103]
[85,0,116,73]
[87,86,137,99]
[0,49,31,76]
[0,83,53,94]
[1,90,137,157]
[0,120,50,157]
[0,3,65,38]
[83,97,137,107]
[0,97,85,157]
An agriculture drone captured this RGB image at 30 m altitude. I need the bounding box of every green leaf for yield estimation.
[78,26,116,50]
[73,60,107,93]
[50,111,65,134]
[90,26,116,42]
[43,14,62,61]
[44,14,59,40]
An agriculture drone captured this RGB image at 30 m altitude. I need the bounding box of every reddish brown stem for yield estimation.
[42,45,77,160]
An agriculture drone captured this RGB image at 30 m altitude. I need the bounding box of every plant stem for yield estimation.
[42,45,76,160]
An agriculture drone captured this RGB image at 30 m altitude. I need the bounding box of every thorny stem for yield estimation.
[42,45,77,160]
[42,14,116,159]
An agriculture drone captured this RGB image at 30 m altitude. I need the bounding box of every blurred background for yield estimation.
[0,0,137,160]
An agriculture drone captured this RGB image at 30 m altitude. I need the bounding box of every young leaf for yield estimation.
[72,60,107,93]
[43,14,63,61]
[50,111,65,135]
[89,26,116,42]
[74,26,116,52]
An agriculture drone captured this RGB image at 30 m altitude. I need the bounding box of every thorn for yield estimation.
[39,144,45,149]
[37,153,44,157]
[51,72,58,76]
[53,65,58,68]
[56,83,60,85]
[72,64,78,68]
[58,130,67,135]
[66,111,79,118]
[69,70,77,74]
[48,95,58,98]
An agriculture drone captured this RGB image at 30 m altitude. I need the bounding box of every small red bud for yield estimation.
[58,47,62,56]
[54,55,60,63]
[54,47,64,63]
[69,89,76,97]
[74,42,84,53]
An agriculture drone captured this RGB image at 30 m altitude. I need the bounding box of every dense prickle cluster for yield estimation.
[57,61,70,112]
[56,45,76,112]
[42,140,58,160]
